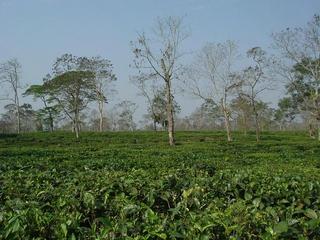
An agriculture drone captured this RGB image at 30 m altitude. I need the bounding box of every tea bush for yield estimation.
[0,131,319,239]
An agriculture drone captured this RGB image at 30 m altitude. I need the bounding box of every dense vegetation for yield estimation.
[0,131,319,239]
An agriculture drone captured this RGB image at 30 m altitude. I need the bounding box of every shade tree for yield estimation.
[0,59,23,133]
[131,16,188,145]
[183,41,241,141]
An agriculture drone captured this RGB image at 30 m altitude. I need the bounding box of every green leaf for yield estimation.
[70,233,76,240]
[305,219,320,230]
[252,198,261,207]
[274,221,288,234]
[244,192,252,200]
[61,223,67,237]
[154,233,167,239]
[304,209,318,219]
[83,192,95,206]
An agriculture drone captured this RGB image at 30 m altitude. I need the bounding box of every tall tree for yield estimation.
[240,47,271,142]
[131,75,161,131]
[149,87,181,130]
[230,95,252,135]
[46,54,97,138]
[131,16,188,146]
[24,75,61,132]
[273,14,320,140]
[2,103,39,132]
[0,59,22,133]
[255,101,275,132]
[132,75,180,131]
[46,70,95,138]
[274,97,296,130]
[183,41,241,141]
[188,100,221,130]
[85,56,117,132]
[113,100,137,131]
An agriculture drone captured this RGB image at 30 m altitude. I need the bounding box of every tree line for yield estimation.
[0,15,319,144]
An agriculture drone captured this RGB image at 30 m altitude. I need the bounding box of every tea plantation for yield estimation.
[0,131,320,239]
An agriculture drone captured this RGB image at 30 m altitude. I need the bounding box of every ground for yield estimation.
[0,131,319,239]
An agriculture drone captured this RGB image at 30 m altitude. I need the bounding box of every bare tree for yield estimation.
[86,57,117,132]
[131,74,161,131]
[240,47,271,142]
[230,95,252,135]
[273,14,320,140]
[112,100,137,131]
[183,41,241,141]
[131,16,188,146]
[0,59,22,133]
[131,75,180,131]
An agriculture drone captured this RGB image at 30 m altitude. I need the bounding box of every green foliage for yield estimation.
[0,131,319,239]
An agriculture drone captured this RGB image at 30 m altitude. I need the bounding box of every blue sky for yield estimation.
[0,0,319,120]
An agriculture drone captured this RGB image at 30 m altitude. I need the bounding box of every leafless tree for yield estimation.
[240,47,272,142]
[183,41,241,141]
[230,95,252,135]
[131,74,161,131]
[131,16,189,146]
[112,100,137,131]
[85,57,116,132]
[0,59,22,133]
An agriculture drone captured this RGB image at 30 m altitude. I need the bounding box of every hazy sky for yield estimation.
[0,0,319,121]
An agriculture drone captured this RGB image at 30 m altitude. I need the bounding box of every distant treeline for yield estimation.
[0,15,320,143]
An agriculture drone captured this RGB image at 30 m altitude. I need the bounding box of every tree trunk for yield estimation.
[222,105,232,142]
[14,88,21,134]
[153,119,157,131]
[242,114,247,136]
[49,119,54,132]
[308,122,315,139]
[98,100,104,132]
[75,121,79,139]
[252,101,260,142]
[166,80,175,146]
[49,112,54,132]
[74,120,79,139]
[16,103,21,134]
[74,109,80,139]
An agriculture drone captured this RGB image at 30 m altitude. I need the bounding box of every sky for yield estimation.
[0,0,319,122]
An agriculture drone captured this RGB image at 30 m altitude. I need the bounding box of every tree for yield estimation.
[255,101,275,131]
[88,109,111,132]
[47,70,95,138]
[131,75,162,131]
[230,95,252,135]
[188,100,221,130]
[0,59,22,133]
[85,56,117,132]
[132,74,181,131]
[24,75,61,132]
[273,14,320,140]
[44,54,97,138]
[2,103,39,132]
[1,104,16,133]
[131,16,188,145]
[183,41,241,141]
[113,100,137,131]
[149,87,181,130]
[240,47,271,142]
[274,97,296,130]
